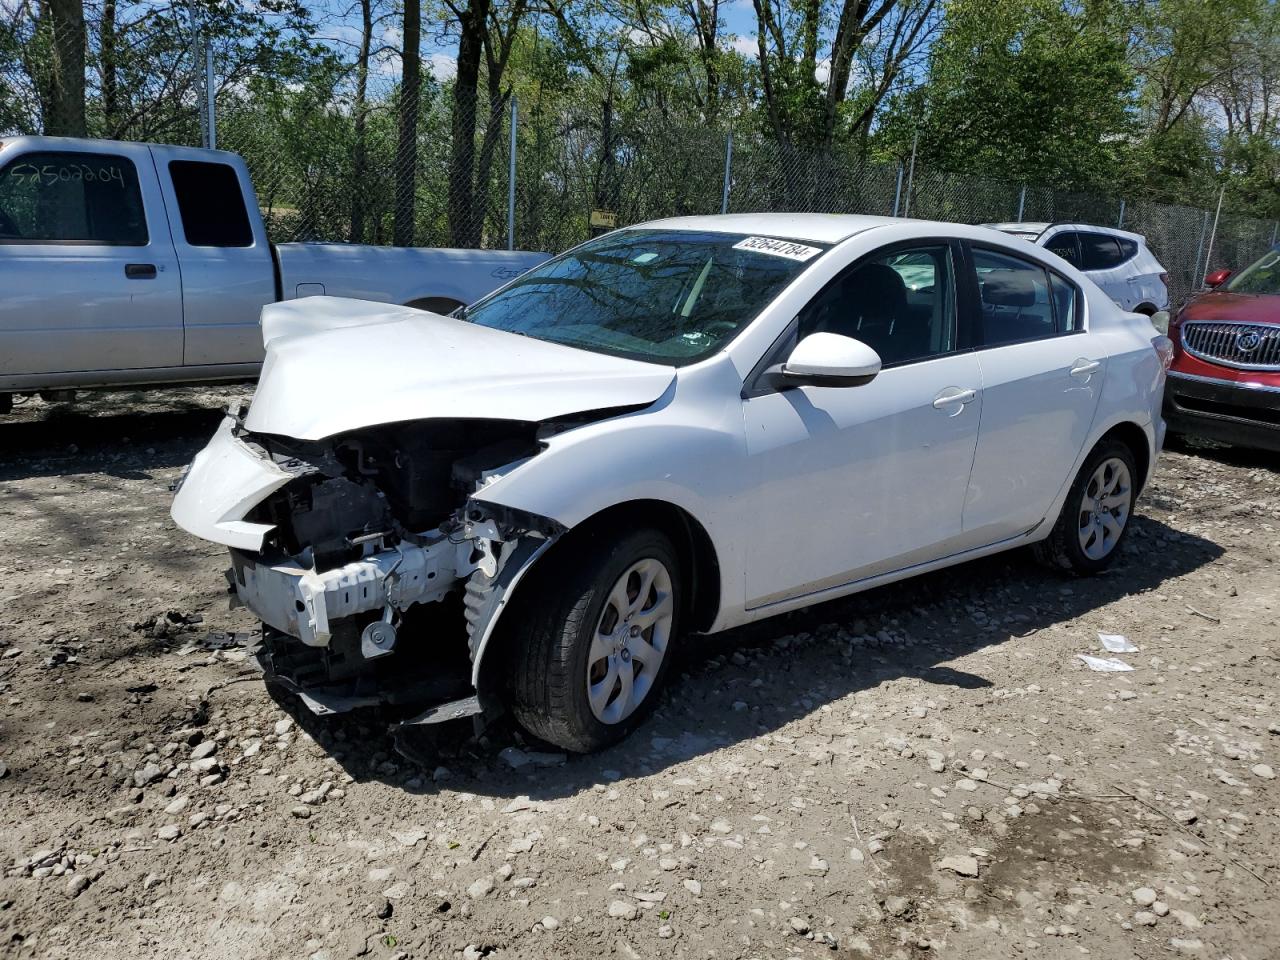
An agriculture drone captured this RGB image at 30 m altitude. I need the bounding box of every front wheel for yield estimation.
[508,528,681,753]
[1034,440,1137,574]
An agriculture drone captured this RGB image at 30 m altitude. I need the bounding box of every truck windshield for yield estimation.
[460,229,827,365]
[1225,248,1280,296]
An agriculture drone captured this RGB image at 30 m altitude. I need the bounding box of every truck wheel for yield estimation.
[508,528,681,753]
[1034,439,1137,575]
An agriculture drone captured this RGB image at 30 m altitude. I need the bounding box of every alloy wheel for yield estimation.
[1077,457,1132,561]
[586,557,674,724]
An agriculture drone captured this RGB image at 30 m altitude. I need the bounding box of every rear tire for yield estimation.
[1034,439,1137,575]
[508,527,681,753]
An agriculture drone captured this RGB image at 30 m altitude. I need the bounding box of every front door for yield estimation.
[739,241,983,609]
[0,146,182,379]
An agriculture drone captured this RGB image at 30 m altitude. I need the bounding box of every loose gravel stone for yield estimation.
[607,899,637,920]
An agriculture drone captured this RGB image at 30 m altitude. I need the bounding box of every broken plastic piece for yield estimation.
[1077,654,1134,672]
[1098,632,1138,653]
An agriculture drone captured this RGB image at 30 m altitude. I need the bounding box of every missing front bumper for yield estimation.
[229,538,460,647]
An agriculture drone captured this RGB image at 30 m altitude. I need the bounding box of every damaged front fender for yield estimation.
[171,414,294,551]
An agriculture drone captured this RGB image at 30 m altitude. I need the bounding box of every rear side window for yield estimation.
[1049,274,1080,332]
[1044,232,1081,267]
[1079,233,1122,270]
[168,160,253,247]
[0,151,148,245]
[973,248,1067,346]
[1117,237,1138,261]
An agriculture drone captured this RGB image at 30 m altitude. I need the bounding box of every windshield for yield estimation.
[1225,247,1280,295]
[461,229,827,365]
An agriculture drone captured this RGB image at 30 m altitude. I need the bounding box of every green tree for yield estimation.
[898,0,1135,187]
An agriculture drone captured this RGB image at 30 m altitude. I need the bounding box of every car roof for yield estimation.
[987,220,1149,244]
[987,221,1051,235]
[634,213,903,245]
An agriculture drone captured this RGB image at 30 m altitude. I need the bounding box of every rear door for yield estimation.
[1078,231,1128,307]
[151,148,276,367]
[0,142,183,379]
[962,245,1105,544]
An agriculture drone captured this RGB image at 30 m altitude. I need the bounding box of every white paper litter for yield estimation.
[1098,632,1138,653]
[1077,654,1135,672]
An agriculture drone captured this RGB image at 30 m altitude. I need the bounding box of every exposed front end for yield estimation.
[172,408,563,719]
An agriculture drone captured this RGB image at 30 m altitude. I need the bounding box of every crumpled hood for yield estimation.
[246,297,676,440]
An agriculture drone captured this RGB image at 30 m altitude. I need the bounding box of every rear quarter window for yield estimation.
[168,160,254,247]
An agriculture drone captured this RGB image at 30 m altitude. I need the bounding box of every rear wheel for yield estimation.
[508,528,681,752]
[1034,440,1137,574]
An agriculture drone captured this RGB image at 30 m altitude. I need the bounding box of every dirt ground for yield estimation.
[1,386,1278,960]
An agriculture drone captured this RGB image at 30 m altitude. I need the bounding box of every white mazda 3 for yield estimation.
[172,214,1172,752]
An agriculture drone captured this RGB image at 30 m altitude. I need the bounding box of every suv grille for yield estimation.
[1181,321,1280,370]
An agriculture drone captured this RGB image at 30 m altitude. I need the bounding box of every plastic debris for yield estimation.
[1077,654,1134,672]
[1098,633,1138,653]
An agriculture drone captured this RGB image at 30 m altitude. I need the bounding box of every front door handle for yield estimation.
[125,263,157,279]
[933,387,977,411]
[1070,358,1101,379]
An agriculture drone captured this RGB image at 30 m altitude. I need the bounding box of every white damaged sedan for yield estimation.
[172,214,1172,751]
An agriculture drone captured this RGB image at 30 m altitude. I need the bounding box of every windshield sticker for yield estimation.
[732,236,823,262]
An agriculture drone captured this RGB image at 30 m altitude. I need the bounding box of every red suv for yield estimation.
[1162,247,1280,452]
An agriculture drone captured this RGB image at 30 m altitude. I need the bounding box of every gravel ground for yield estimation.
[1,387,1278,960]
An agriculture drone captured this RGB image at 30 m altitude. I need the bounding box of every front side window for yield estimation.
[462,229,826,365]
[0,151,147,244]
[1079,232,1122,270]
[973,248,1059,345]
[1044,231,1081,267]
[797,245,957,366]
[1224,248,1280,295]
[168,160,253,247]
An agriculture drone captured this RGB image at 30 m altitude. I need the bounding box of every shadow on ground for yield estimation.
[269,512,1223,802]
[0,390,238,479]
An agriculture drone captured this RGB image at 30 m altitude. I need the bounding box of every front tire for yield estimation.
[508,528,681,753]
[1034,440,1137,575]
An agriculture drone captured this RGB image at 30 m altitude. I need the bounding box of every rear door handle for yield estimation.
[933,387,977,410]
[125,263,157,279]
[1070,359,1101,379]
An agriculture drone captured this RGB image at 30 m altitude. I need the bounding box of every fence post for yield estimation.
[1117,199,1125,230]
[892,163,904,217]
[1271,221,1278,249]
[720,130,733,214]
[1192,210,1210,286]
[1016,185,1026,223]
[1202,187,1225,283]
[205,38,216,151]
[507,95,517,251]
[903,132,918,218]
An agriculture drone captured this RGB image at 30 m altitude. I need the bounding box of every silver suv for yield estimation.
[988,222,1169,315]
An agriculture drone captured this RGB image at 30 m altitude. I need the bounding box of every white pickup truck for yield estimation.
[0,136,549,412]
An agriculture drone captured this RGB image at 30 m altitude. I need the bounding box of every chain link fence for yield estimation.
[5,19,1276,311]
[213,88,1274,310]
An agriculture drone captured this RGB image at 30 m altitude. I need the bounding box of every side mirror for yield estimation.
[1204,268,1231,288]
[765,332,882,390]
